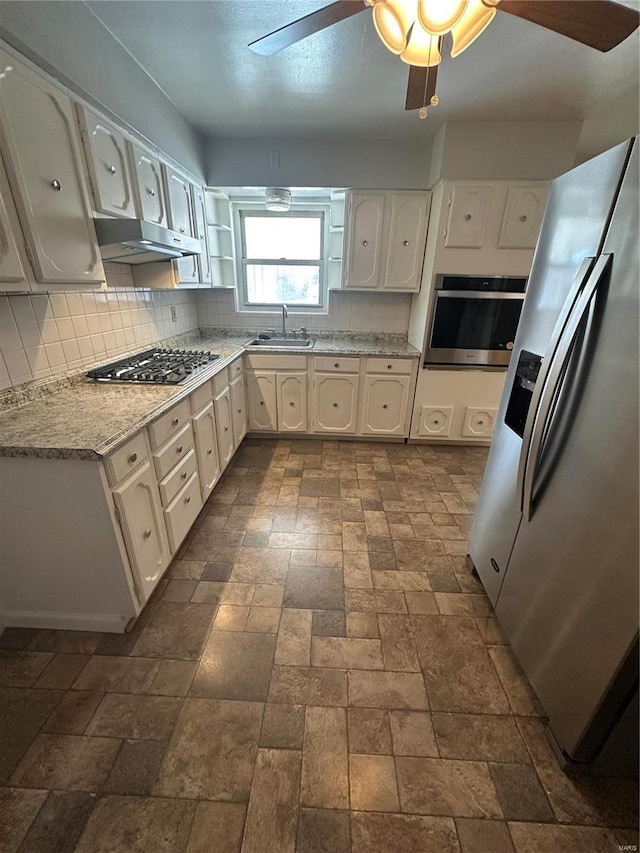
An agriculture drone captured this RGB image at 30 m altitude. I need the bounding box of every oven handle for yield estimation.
[434,291,525,300]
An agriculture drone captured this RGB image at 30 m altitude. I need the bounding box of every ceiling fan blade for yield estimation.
[405,64,438,111]
[497,0,639,52]
[248,0,367,56]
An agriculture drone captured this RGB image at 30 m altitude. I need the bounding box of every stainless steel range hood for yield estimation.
[94,219,202,264]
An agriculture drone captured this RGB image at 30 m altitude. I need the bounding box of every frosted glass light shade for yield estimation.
[400,26,441,66]
[372,0,417,54]
[417,0,468,35]
[451,0,496,56]
[265,188,291,211]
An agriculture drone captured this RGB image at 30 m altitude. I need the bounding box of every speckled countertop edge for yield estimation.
[0,328,420,460]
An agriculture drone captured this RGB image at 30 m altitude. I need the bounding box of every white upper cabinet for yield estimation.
[498,185,548,248]
[0,154,29,289]
[128,142,168,227]
[444,185,492,248]
[76,104,136,219]
[343,190,429,292]
[0,48,104,286]
[163,163,194,237]
[383,192,429,291]
[191,183,212,285]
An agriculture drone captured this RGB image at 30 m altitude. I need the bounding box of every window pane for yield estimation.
[244,216,321,260]
[246,264,320,305]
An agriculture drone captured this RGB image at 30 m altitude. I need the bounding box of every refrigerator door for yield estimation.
[468,140,633,605]
[495,141,639,760]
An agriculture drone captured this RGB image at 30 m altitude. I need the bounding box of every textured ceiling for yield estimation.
[86,0,639,140]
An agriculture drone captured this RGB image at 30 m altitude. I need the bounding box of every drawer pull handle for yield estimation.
[464,213,472,221]
[387,364,393,369]
[127,452,138,464]
[143,528,152,539]
[176,445,183,454]
[333,402,338,408]
[181,471,188,480]
[362,240,368,246]
[520,214,528,222]
[207,448,213,455]
[403,240,409,246]
[51,179,62,191]
[383,404,388,409]
[108,164,117,175]
[334,363,339,368]
[185,495,191,504]
[171,417,179,426]
[147,187,156,196]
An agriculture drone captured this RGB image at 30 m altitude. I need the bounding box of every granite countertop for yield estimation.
[0,329,420,460]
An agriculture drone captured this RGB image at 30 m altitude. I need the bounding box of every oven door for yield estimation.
[426,291,524,367]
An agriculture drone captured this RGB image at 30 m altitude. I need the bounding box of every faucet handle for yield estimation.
[300,327,308,339]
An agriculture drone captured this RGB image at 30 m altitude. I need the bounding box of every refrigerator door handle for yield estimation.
[516,256,595,511]
[522,254,613,522]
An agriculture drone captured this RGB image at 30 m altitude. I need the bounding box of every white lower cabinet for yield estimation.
[164,472,202,553]
[313,373,359,434]
[230,374,248,445]
[247,371,277,431]
[112,460,170,604]
[360,374,411,436]
[192,402,221,499]
[214,386,235,467]
[277,372,308,432]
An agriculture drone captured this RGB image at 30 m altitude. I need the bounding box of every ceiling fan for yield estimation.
[249,0,640,116]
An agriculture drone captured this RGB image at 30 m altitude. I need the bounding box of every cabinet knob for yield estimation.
[237,409,242,414]
[207,448,213,455]
[387,364,393,370]
[127,452,138,464]
[108,164,117,175]
[180,227,185,233]
[362,240,368,246]
[260,401,265,406]
[464,213,472,221]
[224,426,229,432]
[290,401,295,407]
[185,495,191,504]
[333,402,338,408]
[147,187,156,196]
[520,215,528,222]
[172,417,179,426]
[403,240,409,246]
[176,445,183,454]
[383,404,389,409]
[143,528,152,539]
[181,471,188,480]
[50,179,62,192]
[334,363,339,368]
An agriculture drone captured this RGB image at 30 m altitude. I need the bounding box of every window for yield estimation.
[235,206,328,311]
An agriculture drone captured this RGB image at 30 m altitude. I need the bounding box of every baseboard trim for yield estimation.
[0,609,131,633]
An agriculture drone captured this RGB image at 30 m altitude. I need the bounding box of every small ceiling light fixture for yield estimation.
[265,187,292,211]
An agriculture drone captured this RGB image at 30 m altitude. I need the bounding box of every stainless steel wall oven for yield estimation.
[425,274,527,368]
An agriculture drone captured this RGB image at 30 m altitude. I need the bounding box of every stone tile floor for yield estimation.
[0,438,638,852]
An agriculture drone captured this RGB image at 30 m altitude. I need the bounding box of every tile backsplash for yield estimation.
[0,270,411,391]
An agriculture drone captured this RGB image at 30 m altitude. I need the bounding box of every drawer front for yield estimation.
[153,422,194,481]
[229,357,244,380]
[158,447,198,507]
[106,431,148,486]
[189,379,213,414]
[245,353,307,371]
[148,399,191,450]
[164,472,202,554]
[212,367,229,396]
[314,356,360,373]
[365,357,413,375]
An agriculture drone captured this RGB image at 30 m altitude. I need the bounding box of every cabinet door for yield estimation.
[247,371,277,431]
[191,184,212,285]
[383,192,429,291]
[277,372,307,432]
[361,375,411,436]
[313,373,359,433]
[113,460,169,604]
[163,163,194,237]
[0,50,104,285]
[77,104,135,219]
[0,156,29,288]
[173,254,200,285]
[230,374,247,447]
[343,192,385,289]
[444,185,492,248]
[214,386,234,469]
[498,185,548,248]
[192,402,221,499]
[129,142,168,227]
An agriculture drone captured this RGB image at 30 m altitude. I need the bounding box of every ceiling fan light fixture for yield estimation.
[372,0,417,54]
[400,25,441,66]
[265,188,292,211]
[451,0,496,56]
[417,0,468,35]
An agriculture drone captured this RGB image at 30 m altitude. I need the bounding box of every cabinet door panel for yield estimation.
[361,375,410,436]
[344,192,385,289]
[383,192,429,291]
[277,372,307,432]
[313,373,359,433]
[214,386,234,469]
[129,142,167,227]
[0,157,28,287]
[163,164,194,237]
[77,104,135,218]
[173,253,199,285]
[498,185,548,248]
[192,402,221,499]
[247,371,277,431]
[230,374,247,447]
[0,50,104,284]
[113,461,169,604]
[191,184,212,284]
[164,472,202,554]
[445,185,492,248]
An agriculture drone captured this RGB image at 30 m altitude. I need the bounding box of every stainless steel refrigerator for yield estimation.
[468,138,639,776]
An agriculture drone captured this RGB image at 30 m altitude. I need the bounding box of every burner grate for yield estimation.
[86,348,220,384]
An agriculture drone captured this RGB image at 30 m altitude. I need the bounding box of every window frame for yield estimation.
[232,201,330,313]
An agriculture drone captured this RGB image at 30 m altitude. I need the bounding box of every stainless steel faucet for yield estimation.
[281,304,288,338]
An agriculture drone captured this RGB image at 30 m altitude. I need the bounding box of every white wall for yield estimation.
[0,266,198,390]
[207,137,432,189]
[0,1,205,179]
[576,105,639,165]
[428,121,582,184]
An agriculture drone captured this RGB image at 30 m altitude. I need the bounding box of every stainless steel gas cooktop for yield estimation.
[86,348,220,385]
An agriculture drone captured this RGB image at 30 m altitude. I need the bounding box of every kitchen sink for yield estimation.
[247,337,315,347]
